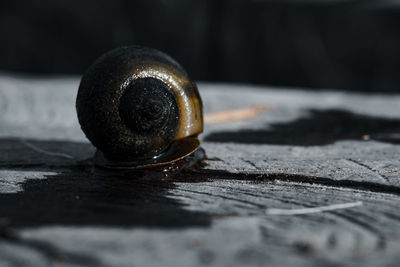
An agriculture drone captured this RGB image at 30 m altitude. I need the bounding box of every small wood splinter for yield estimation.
[204,104,275,124]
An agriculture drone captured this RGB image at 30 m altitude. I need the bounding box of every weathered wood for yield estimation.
[0,73,400,267]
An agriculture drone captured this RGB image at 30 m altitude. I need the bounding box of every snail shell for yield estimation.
[76,46,203,168]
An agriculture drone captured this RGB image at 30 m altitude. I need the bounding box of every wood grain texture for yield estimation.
[0,73,399,267]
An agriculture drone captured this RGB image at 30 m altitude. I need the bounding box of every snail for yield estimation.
[76,46,203,169]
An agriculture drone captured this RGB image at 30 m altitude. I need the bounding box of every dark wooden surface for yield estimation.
[0,73,400,266]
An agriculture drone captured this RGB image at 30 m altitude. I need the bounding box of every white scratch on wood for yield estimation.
[19,139,74,159]
[266,201,363,215]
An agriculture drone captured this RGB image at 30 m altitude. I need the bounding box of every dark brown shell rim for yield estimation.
[93,136,200,170]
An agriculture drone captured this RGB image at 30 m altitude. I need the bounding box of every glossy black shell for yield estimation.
[76,46,203,164]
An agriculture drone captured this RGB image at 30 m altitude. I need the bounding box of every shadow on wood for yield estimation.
[205,109,400,146]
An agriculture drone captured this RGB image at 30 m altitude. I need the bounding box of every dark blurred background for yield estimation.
[1,0,400,92]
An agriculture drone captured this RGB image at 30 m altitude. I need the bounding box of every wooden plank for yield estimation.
[0,73,400,267]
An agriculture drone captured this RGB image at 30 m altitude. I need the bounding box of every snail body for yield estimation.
[76,46,203,168]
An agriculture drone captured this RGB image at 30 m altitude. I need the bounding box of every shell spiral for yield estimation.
[76,46,203,164]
